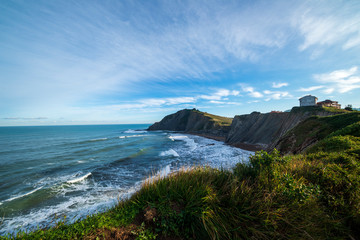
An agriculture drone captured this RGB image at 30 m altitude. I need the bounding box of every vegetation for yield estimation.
[290,106,349,113]
[3,111,360,239]
[277,111,360,152]
[192,108,233,126]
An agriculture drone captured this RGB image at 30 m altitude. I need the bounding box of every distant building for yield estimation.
[317,99,341,109]
[299,95,318,107]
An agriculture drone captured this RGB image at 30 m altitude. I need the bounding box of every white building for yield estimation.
[299,95,318,107]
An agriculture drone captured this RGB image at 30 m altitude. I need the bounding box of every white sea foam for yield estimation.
[168,135,188,141]
[0,180,144,235]
[90,138,108,142]
[66,172,92,184]
[169,134,197,151]
[124,130,147,134]
[119,134,147,139]
[159,165,171,178]
[1,186,44,204]
[159,149,179,157]
[171,135,252,169]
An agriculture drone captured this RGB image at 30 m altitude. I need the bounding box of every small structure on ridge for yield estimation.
[317,99,341,109]
[299,95,318,107]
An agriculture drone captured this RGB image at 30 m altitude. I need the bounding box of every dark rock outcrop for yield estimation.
[147,109,232,138]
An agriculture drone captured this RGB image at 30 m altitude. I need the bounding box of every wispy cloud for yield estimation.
[263,90,291,101]
[98,87,241,111]
[2,117,48,120]
[294,1,360,51]
[297,86,324,92]
[209,100,240,105]
[272,82,288,88]
[200,89,239,100]
[240,84,264,98]
[314,66,360,94]
[240,83,292,101]
[0,1,296,108]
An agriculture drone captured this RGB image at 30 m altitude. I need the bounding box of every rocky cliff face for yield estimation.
[226,107,338,150]
[147,109,232,137]
[148,107,343,152]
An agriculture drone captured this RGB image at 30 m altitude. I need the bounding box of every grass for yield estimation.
[4,149,360,239]
[290,106,348,114]
[277,111,360,152]
[191,109,233,126]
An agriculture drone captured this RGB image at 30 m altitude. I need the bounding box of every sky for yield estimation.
[1,0,360,126]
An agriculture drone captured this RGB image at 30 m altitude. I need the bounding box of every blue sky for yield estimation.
[1,0,360,126]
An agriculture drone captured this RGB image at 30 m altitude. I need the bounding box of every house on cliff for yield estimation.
[299,95,342,109]
[317,99,341,109]
[299,95,318,106]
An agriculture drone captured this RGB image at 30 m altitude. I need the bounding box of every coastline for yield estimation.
[189,132,262,152]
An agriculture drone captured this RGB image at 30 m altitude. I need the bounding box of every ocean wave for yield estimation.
[89,138,108,142]
[159,149,179,157]
[124,130,147,134]
[169,134,197,151]
[0,186,44,204]
[119,134,147,139]
[66,172,92,184]
[172,135,252,169]
[0,181,144,235]
[146,165,172,183]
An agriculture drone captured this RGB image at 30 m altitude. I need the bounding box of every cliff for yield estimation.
[147,109,232,139]
[272,111,360,154]
[148,107,346,151]
[226,107,339,150]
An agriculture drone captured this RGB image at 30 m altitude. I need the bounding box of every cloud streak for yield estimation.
[294,1,360,51]
[314,66,360,94]
[272,82,288,88]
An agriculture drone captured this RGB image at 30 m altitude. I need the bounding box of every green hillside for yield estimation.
[275,111,360,154]
[192,109,233,126]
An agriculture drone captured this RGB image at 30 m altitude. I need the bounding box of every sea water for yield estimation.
[0,124,252,235]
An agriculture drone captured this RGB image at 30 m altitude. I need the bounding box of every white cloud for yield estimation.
[139,97,197,107]
[272,82,288,88]
[209,100,240,105]
[200,89,239,100]
[249,91,264,98]
[263,90,291,100]
[314,66,360,94]
[294,2,360,51]
[240,84,264,98]
[297,86,324,92]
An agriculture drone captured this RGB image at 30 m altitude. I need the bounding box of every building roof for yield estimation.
[299,95,318,100]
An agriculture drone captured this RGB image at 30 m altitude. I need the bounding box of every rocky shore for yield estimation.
[148,107,342,153]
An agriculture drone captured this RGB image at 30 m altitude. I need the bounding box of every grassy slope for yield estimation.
[3,111,360,240]
[191,109,233,126]
[277,111,360,152]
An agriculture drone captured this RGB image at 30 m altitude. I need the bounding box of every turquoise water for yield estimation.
[0,124,251,234]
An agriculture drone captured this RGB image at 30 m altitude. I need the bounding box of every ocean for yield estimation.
[0,124,251,235]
